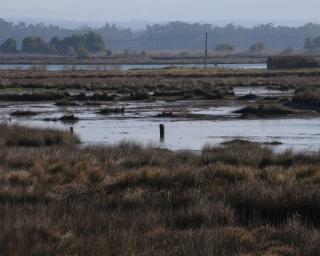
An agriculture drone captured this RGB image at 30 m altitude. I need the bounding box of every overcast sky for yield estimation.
[2,0,320,26]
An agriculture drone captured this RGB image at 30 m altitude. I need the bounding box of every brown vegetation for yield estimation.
[290,90,320,112]
[234,104,293,117]
[0,68,319,103]
[1,125,320,255]
[267,55,320,70]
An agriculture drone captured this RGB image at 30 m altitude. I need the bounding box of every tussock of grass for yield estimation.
[0,124,79,147]
[290,90,320,111]
[1,125,320,255]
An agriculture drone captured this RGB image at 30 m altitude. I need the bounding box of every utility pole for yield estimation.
[204,32,208,69]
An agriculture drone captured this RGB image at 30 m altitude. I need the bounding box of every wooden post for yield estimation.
[159,124,165,142]
[70,127,74,134]
[204,32,208,69]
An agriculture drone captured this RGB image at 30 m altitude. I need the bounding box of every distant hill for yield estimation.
[1,19,320,51]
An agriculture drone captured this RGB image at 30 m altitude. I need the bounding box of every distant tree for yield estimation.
[250,42,265,52]
[216,43,234,51]
[61,34,86,53]
[305,37,320,52]
[6,18,320,51]
[85,31,106,53]
[0,38,18,53]
[75,47,90,59]
[304,38,313,50]
[21,37,53,54]
[49,36,62,53]
[49,32,106,55]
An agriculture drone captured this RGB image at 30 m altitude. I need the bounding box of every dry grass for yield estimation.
[0,124,79,147]
[1,125,320,255]
[0,68,318,103]
[290,90,320,112]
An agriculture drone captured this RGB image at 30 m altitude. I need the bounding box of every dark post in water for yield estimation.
[70,127,74,134]
[159,124,165,142]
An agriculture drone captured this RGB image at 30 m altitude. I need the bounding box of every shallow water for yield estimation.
[0,63,267,71]
[2,101,320,153]
[190,106,242,117]
[0,101,240,120]
[233,86,295,97]
[7,115,320,153]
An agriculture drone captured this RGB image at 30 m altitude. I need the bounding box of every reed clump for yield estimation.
[0,124,79,147]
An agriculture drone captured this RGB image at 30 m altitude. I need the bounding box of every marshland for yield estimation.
[2,65,320,255]
[3,2,320,255]
[1,67,320,152]
[2,124,320,255]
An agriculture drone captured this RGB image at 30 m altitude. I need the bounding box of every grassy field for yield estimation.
[1,68,319,92]
[1,124,320,255]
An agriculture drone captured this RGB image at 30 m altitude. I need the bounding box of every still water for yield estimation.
[2,100,319,153]
[10,118,320,153]
[0,63,267,71]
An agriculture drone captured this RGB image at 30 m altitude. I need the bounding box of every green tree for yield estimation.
[0,38,18,53]
[304,38,313,50]
[21,37,53,54]
[49,36,62,53]
[85,31,106,53]
[304,37,320,52]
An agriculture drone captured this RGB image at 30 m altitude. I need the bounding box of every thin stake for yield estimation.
[70,127,74,134]
[204,32,208,69]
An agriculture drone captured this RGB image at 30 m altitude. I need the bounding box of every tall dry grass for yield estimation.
[1,126,320,255]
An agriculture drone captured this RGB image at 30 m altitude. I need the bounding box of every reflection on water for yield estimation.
[0,63,267,71]
[190,106,242,117]
[11,117,320,153]
[233,86,295,97]
[2,101,320,153]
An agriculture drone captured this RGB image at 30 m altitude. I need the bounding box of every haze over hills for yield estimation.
[3,17,320,30]
[2,0,320,51]
[2,18,320,51]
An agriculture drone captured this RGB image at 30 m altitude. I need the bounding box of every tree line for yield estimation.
[304,37,320,53]
[1,19,320,51]
[0,31,105,56]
